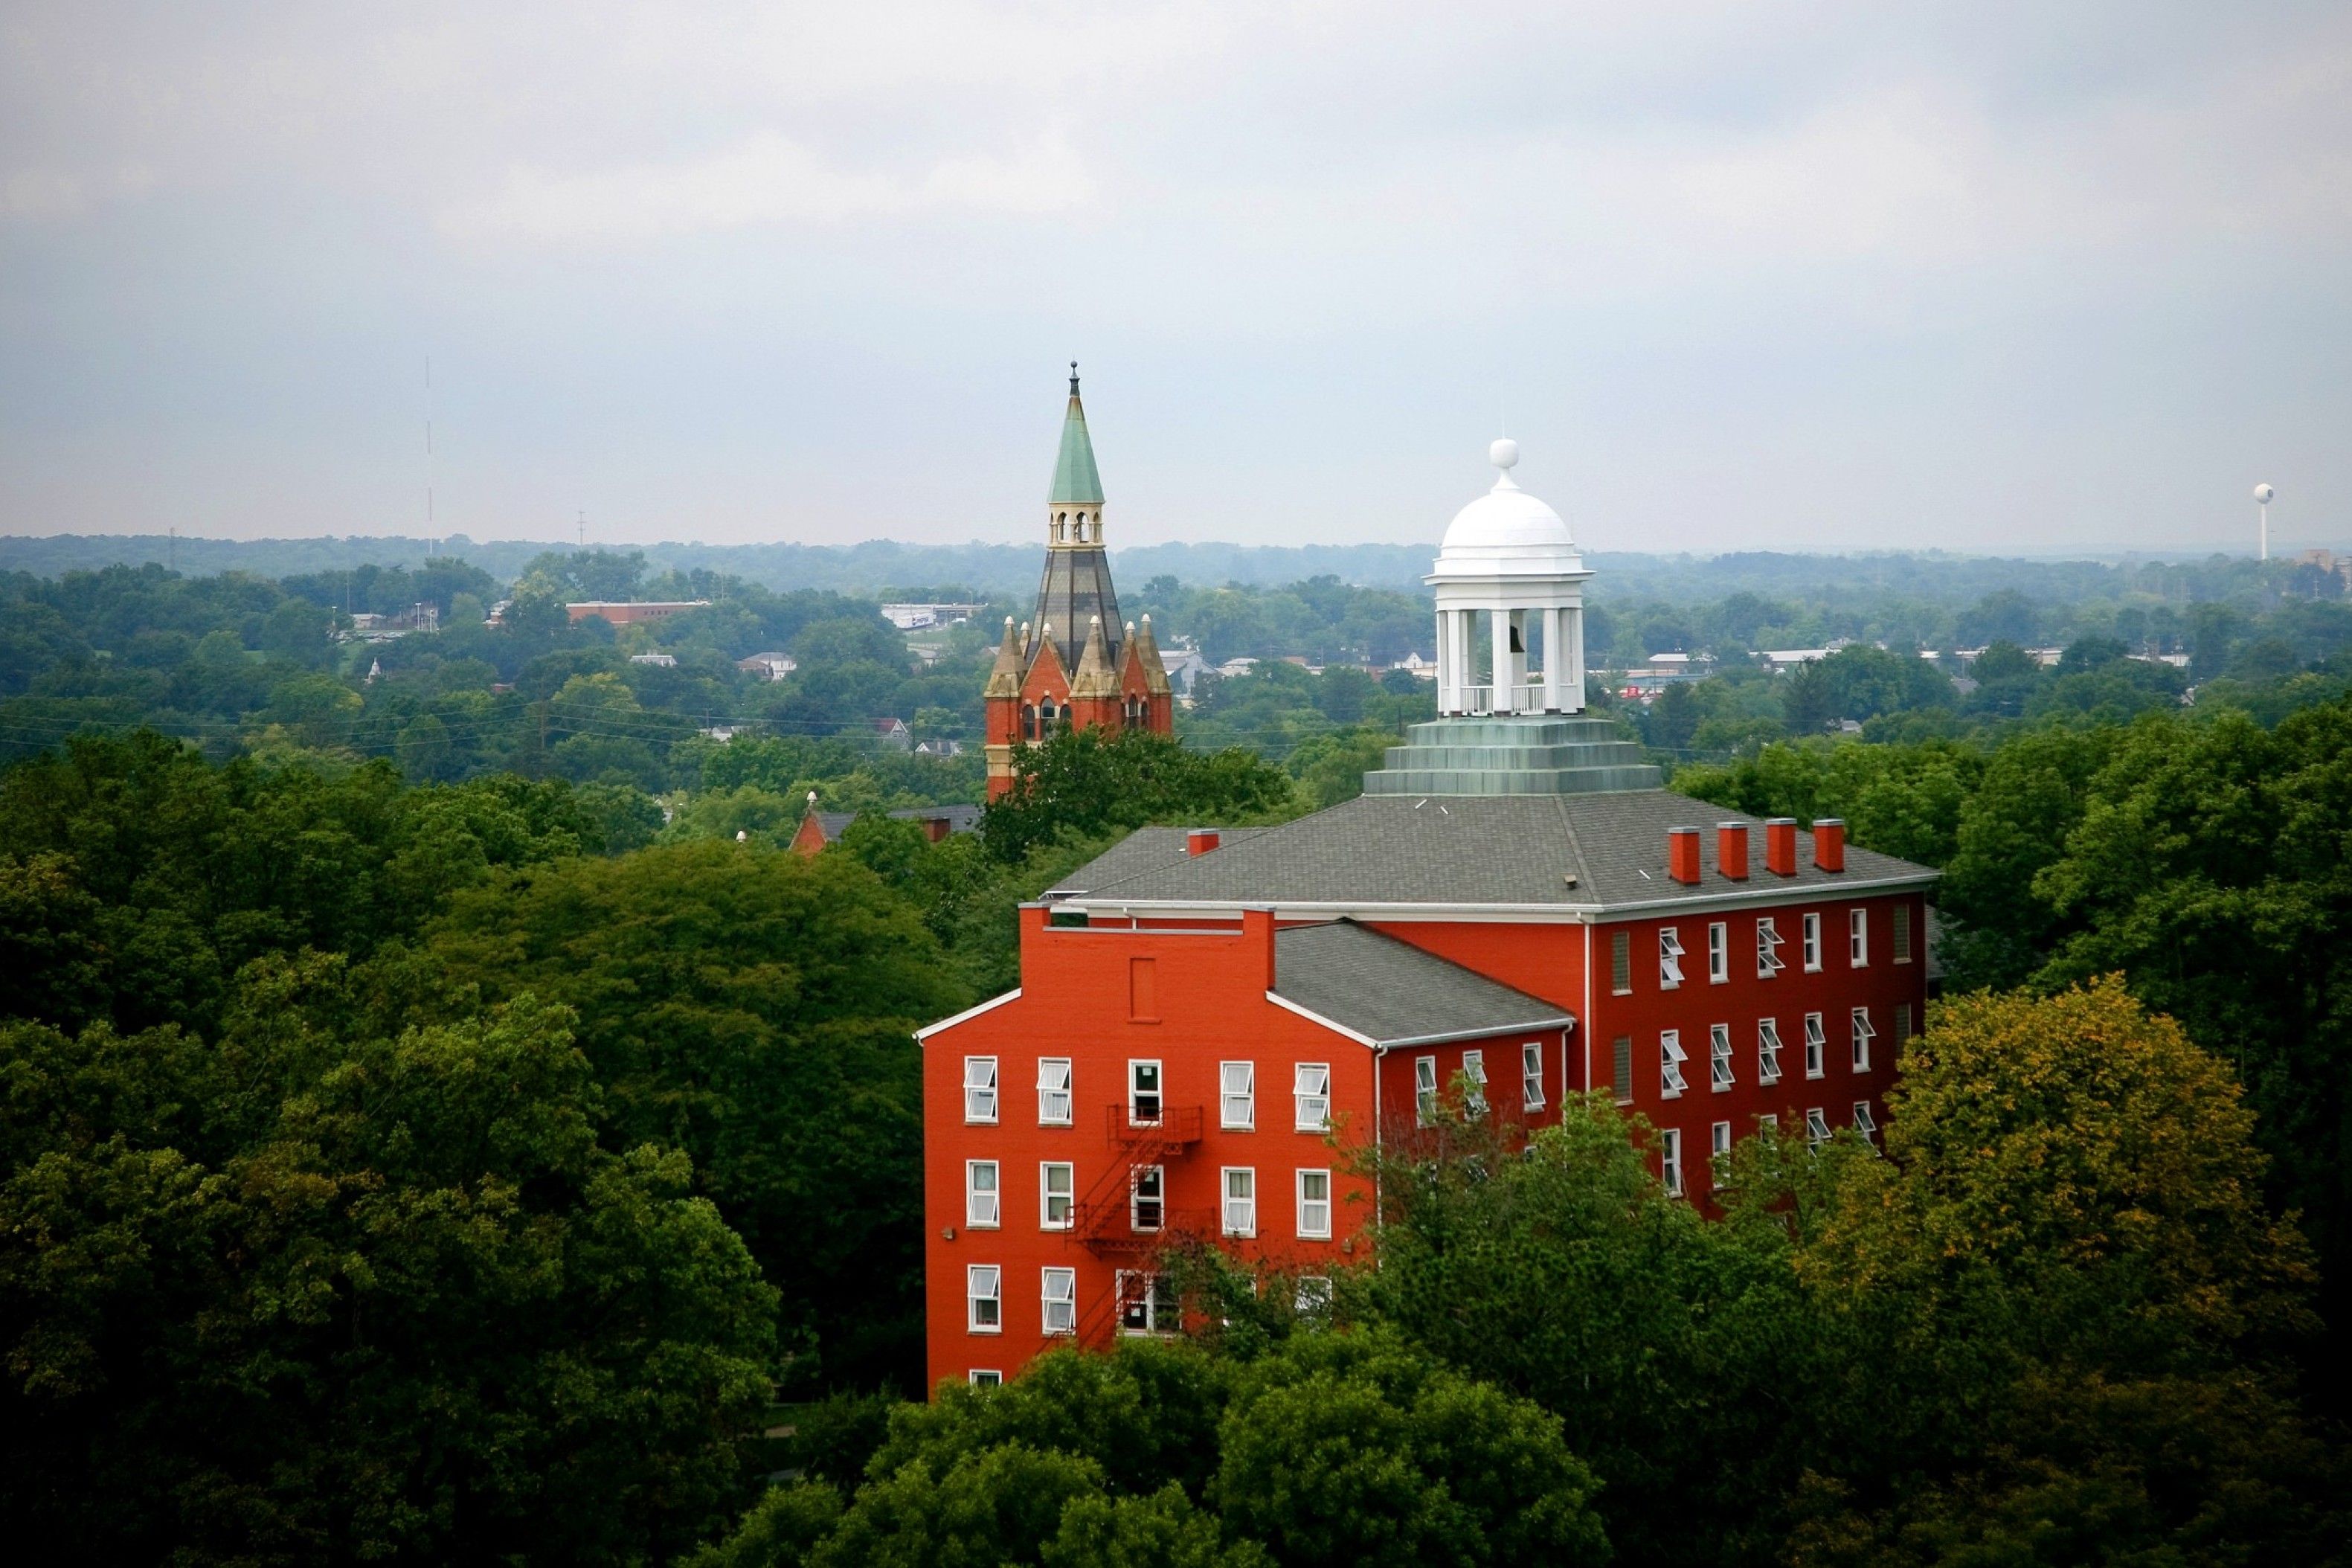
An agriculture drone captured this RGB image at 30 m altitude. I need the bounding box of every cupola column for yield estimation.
[1489,605,1514,714]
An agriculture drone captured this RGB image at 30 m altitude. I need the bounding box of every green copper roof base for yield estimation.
[1360,715,1662,796]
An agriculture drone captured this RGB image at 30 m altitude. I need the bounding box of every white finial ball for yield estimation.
[2255,483,2275,504]
[1490,437,1520,470]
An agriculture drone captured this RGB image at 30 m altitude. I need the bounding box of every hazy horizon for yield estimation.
[4,3,2346,556]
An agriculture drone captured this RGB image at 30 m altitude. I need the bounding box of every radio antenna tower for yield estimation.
[424,356,436,557]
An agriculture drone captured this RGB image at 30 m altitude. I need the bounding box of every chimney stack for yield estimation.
[1813,818,1846,873]
[1668,826,1702,884]
[1717,823,1749,881]
[1764,817,1798,876]
[1187,828,1221,857]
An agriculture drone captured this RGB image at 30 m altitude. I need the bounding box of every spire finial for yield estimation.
[1069,361,1080,395]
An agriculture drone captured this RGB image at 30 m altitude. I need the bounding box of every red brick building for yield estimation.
[919,440,1935,1392]
[983,368,1174,802]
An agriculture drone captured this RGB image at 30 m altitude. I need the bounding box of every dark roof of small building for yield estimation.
[807,812,857,841]
[1273,920,1573,1047]
[1044,826,1274,899]
[890,804,984,832]
[1054,791,1934,913]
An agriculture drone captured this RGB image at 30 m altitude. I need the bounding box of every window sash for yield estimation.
[1297,1169,1332,1238]
[1805,1108,1830,1148]
[1802,913,1821,971]
[1709,1024,1734,1091]
[1294,1063,1331,1131]
[1659,928,1684,988]
[1757,918,1784,977]
[963,1056,999,1123]
[1041,1162,1074,1230]
[1296,1276,1334,1314]
[1223,1168,1256,1237]
[1129,1060,1163,1125]
[1415,1055,1439,1124]
[1850,909,1869,965]
[1117,1270,1176,1334]
[1661,1128,1683,1196]
[1853,1100,1877,1142]
[1851,1008,1875,1071]
[1131,1166,1164,1232]
[1707,922,1728,983]
[1712,1119,1732,1157]
[1041,1267,1076,1335]
[1758,1018,1784,1085]
[1804,1012,1825,1079]
[967,1265,1001,1332]
[1521,1041,1545,1111]
[1037,1058,1073,1125]
[1220,1061,1255,1130]
[1661,1030,1688,1098]
[966,1160,1000,1228]
[1462,1050,1487,1115]
[968,1369,1002,1387]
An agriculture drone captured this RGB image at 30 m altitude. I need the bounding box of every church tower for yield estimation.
[984,367,1172,801]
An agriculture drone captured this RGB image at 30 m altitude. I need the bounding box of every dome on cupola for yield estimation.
[1430,438,1581,580]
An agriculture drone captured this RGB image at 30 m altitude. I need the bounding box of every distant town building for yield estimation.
[565,600,709,626]
[882,603,988,631]
[980,369,1173,801]
[791,794,984,856]
[736,652,797,681]
[629,652,677,667]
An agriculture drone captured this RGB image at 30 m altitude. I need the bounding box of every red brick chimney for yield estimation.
[1813,818,1846,873]
[1241,906,1276,987]
[1668,826,1702,884]
[1764,817,1798,876]
[1187,828,1221,857]
[1717,822,1749,881]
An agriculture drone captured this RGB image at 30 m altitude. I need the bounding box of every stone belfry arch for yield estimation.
[983,367,1172,801]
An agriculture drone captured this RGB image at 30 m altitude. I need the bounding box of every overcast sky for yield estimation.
[2,1,2346,556]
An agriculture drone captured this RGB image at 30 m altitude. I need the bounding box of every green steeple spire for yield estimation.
[1048,362,1105,506]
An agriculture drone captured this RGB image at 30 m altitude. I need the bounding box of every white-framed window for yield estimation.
[1757,1111,1779,1133]
[1117,1270,1175,1335]
[1661,1030,1688,1099]
[967,1265,1001,1334]
[963,1056,998,1124]
[1849,909,1869,967]
[1521,1041,1545,1112]
[1708,922,1729,983]
[1712,1119,1732,1159]
[1041,1267,1077,1336]
[1296,1275,1334,1315]
[1461,1050,1488,1115]
[1805,1108,1830,1148]
[1131,1165,1164,1232]
[1709,1024,1733,1091]
[1853,1101,1877,1145]
[1659,928,1685,989]
[1661,1127,1684,1196]
[1297,1168,1332,1238]
[1223,1167,1257,1237]
[1802,912,1822,972]
[1037,1058,1073,1125]
[1415,1055,1439,1124]
[1892,905,1912,964]
[1851,1008,1875,1072]
[1040,1161,1074,1230]
[965,1160,1000,1228]
[1220,1061,1256,1130]
[1757,917,1785,978]
[1128,1060,1163,1125]
[1758,1018,1784,1085]
[968,1369,1003,1387]
[1804,1012,1826,1079]
[1294,1063,1331,1131]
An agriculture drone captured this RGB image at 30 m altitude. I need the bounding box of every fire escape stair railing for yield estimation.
[1068,1105,1203,1256]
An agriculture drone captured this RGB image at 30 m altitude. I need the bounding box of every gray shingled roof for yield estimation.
[1273,920,1574,1046]
[890,804,983,834]
[1055,790,1932,912]
[1044,825,1273,899]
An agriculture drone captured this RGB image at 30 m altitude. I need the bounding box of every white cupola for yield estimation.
[1425,439,1592,716]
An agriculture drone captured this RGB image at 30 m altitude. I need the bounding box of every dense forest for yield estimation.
[5,542,2352,1562]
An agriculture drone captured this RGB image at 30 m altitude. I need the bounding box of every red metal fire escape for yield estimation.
[1067,1103,1205,1347]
